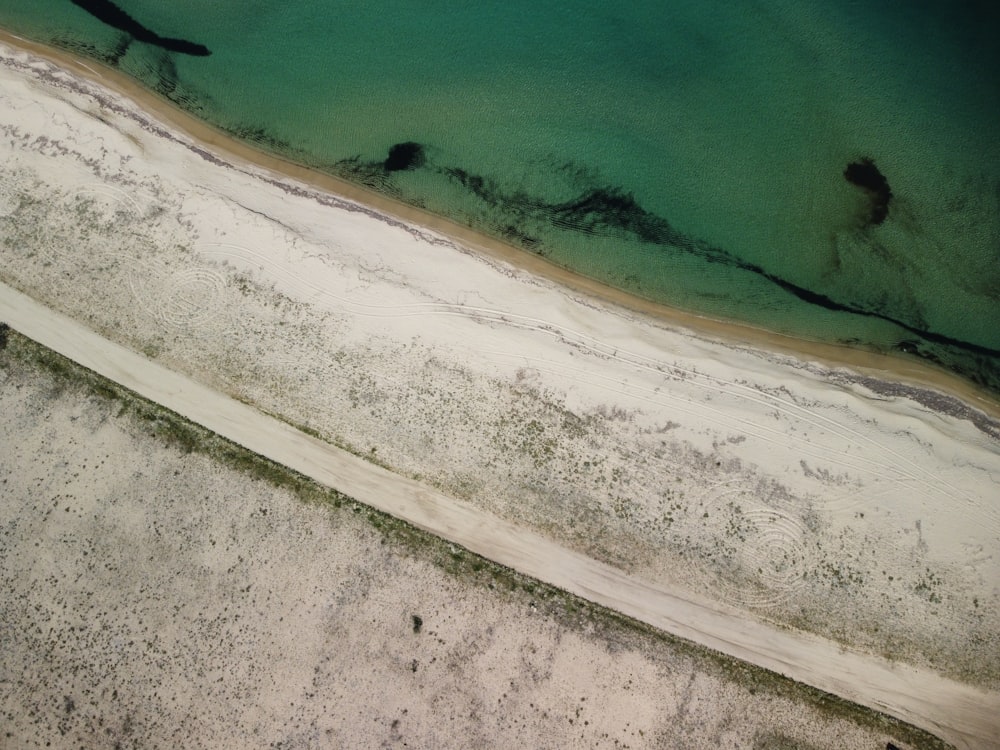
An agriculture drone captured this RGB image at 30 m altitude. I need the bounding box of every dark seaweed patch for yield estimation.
[444,167,490,203]
[758,270,1000,356]
[107,33,132,65]
[51,34,129,67]
[118,50,206,112]
[335,156,403,195]
[845,157,892,225]
[893,340,943,366]
[152,53,178,96]
[437,162,1000,367]
[228,124,295,155]
[70,0,211,57]
[384,142,425,172]
[499,224,540,250]
[548,189,690,248]
[443,168,720,259]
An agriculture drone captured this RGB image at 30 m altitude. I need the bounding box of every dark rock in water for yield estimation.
[384,142,425,172]
[156,37,211,57]
[844,158,888,193]
[70,0,211,56]
[844,157,892,225]
[107,34,132,65]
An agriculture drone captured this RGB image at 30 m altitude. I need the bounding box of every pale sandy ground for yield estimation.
[0,332,941,750]
[0,288,992,750]
[0,37,999,748]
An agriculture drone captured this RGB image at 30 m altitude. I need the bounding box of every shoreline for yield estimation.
[1,29,997,421]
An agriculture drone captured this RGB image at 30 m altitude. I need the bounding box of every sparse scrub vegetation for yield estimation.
[0,327,960,749]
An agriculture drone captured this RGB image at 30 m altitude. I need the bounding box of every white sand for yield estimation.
[0,37,998,748]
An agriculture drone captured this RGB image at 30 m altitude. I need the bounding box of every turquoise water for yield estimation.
[1,0,999,392]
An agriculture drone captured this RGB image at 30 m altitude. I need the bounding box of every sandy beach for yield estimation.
[1,34,999,749]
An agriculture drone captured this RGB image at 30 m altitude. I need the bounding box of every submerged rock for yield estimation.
[844,157,892,226]
[384,142,425,172]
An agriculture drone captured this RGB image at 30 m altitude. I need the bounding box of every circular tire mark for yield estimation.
[127,262,229,333]
[26,183,152,268]
[716,507,812,609]
[152,267,229,331]
[63,183,143,228]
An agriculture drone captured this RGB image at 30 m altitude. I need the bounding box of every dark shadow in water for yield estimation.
[384,142,425,172]
[845,157,892,226]
[105,33,131,65]
[69,0,211,56]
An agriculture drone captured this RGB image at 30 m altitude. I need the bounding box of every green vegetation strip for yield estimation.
[0,326,952,749]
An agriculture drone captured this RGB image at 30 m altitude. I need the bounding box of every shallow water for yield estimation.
[1,0,998,392]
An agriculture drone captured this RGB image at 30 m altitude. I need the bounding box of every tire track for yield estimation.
[64,181,143,226]
[714,506,812,610]
[473,349,923,501]
[153,267,229,331]
[192,240,970,512]
[126,253,232,334]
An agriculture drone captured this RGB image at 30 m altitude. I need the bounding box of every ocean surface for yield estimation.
[1,0,999,393]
